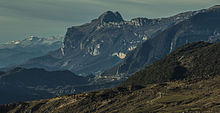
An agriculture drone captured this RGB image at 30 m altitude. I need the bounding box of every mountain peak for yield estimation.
[98,11,124,23]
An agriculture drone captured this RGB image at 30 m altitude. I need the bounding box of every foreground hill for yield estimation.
[0,67,122,104]
[123,41,220,86]
[1,42,220,113]
[0,68,89,104]
[1,76,219,113]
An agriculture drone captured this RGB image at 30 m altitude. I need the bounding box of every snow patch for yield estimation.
[80,43,83,50]
[14,41,20,44]
[61,42,65,56]
[88,44,101,56]
[208,31,220,43]
[170,41,174,53]
[142,35,148,41]
[29,36,34,40]
[134,33,138,36]
[92,48,100,56]
[112,52,126,59]
[96,44,101,49]
[128,46,136,51]
[62,60,70,67]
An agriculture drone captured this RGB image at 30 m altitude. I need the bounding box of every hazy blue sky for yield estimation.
[0,0,219,43]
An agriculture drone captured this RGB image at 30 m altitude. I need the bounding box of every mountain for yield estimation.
[20,10,198,75]
[0,36,63,68]
[0,67,89,104]
[103,5,220,78]
[1,42,220,113]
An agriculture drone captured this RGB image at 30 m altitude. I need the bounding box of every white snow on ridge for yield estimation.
[1,36,64,49]
[29,36,35,40]
[14,41,20,44]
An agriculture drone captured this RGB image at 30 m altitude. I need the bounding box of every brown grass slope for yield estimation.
[1,76,219,113]
[1,42,220,113]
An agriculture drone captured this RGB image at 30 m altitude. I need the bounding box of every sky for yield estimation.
[0,0,219,44]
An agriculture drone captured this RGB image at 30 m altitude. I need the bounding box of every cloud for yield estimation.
[0,0,101,22]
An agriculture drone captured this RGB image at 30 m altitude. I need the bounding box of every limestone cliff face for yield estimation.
[103,7,220,78]
[21,10,197,75]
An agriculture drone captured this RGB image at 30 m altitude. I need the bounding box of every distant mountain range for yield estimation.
[19,9,200,75]
[1,41,220,113]
[0,36,63,68]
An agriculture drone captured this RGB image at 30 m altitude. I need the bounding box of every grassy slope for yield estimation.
[123,42,220,86]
